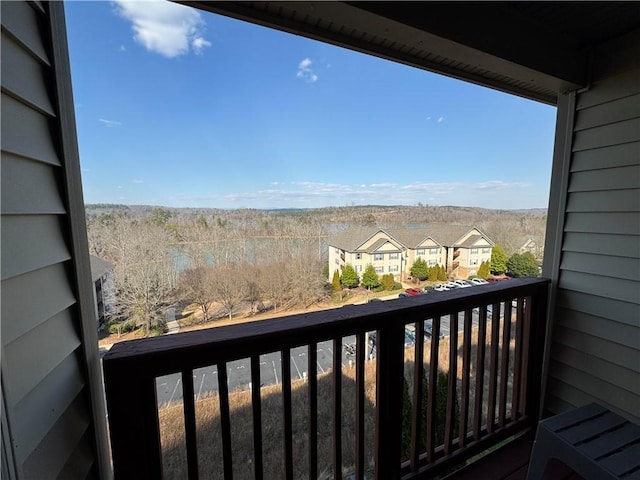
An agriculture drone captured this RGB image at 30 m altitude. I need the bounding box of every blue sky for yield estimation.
[65,1,557,210]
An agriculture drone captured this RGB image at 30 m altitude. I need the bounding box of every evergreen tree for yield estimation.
[437,264,447,281]
[331,270,341,292]
[362,264,381,289]
[428,265,438,281]
[477,260,490,278]
[381,273,396,291]
[490,245,508,275]
[410,258,429,281]
[340,264,360,288]
[507,252,539,277]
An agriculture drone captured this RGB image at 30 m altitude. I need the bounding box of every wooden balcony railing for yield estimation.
[103,277,549,479]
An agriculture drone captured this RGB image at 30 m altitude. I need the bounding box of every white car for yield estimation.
[433,284,450,291]
[452,280,472,288]
[470,278,488,285]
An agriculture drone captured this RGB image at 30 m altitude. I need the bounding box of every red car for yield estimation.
[404,288,423,296]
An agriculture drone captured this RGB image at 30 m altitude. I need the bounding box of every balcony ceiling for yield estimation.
[182,1,640,105]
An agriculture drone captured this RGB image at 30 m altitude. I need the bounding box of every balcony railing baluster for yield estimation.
[511,298,525,422]
[459,309,472,448]
[498,300,513,427]
[355,332,366,480]
[473,307,487,440]
[486,302,502,433]
[308,342,318,480]
[217,362,233,479]
[426,315,441,463]
[332,338,342,480]
[444,312,458,455]
[250,355,264,480]
[181,368,199,479]
[410,320,425,472]
[282,347,294,480]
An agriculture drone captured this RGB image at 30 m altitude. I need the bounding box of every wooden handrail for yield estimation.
[103,277,549,479]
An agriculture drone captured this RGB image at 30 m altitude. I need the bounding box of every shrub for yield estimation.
[381,273,396,291]
[340,264,360,288]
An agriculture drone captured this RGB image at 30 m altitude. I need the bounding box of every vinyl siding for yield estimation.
[545,29,640,423]
[1,2,101,478]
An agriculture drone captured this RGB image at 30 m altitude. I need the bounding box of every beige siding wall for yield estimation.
[1,2,104,478]
[545,29,640,423]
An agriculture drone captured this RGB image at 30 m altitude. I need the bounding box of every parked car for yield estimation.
[424,320,445,339]
[452,280,472,288]
[404,288,423,296]
[398,292,411,298]
[433,284,450,291]
[444,281,459,289]
[470,278,489,285]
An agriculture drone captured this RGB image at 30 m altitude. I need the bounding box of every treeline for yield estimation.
[87,204,546,335]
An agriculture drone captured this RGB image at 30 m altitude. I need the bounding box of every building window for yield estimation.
[471,248,479,255]
[335,258,339,264]
[428,260,437,266]
[389,252,399,260]
[389,265,399,272]
[429,248,439,255]
[470,259,479,266]
[374,253,384,261]
[355,253,362,260]
[482,248,491,254]
[416,249,425,256]
[355,265,362,272]
[335,248,339,254]
[375,266,384,274]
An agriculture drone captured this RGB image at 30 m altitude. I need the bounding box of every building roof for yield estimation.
[329,224,493,251]
[90,255,112,282]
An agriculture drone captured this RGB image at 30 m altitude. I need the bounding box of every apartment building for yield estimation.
[328,225,494,282]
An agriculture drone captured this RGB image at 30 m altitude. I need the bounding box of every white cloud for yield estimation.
[112,0,211,58]
[296,57,318,83]
[437,116,444,123]
[98,118,122,127]
[166,179,536,209]
[132,179,144,184]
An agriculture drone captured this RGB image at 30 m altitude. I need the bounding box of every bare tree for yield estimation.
[210,265,246,319]
[179,266,216,323]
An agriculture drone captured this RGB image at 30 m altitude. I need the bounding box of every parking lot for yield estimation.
[155,335,363,406]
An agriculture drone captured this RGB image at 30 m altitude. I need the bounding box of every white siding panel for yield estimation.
[560,251,640,281]
[546,377,640,425]
[562,232,640,258]
[1,263,75,345]
[556,289,639,328]
[1,94,60,166]
[559,270,639,304]
[572,117,640,152]
[555,307,640,349]
[574,94,640,132]
[10,353,84,466]
[576,68,640,110]
[548,361,640,419]
[21,396,91,479]
[553,324,638,373]
[551,345,639,395]
[1,32,54,115]
[1,215,71,280]
[571,142,640,172]
[56,433,94,480]
[568,165,640,192]
[3,309,81,406]
[1,153,66,214]
[0,1,49,65]
[564,212,640,235]
[566,189,640,212]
